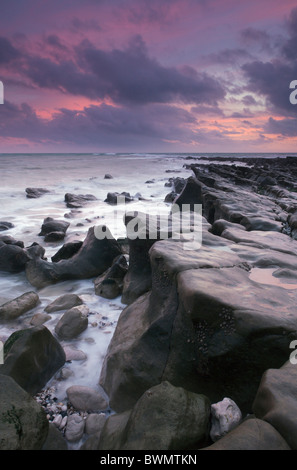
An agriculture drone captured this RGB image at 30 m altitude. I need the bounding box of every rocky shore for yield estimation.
[1,155,297,450]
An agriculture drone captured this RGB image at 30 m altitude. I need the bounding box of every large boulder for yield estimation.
[51,240,83,262]
[100,236,297,415]
[98,381,210,450]
[252,361,297,450]
[0,325,66,395]
[66,385,108,412]
[0,374,49,450]
[25,226,122,289]
[0,291,39,322]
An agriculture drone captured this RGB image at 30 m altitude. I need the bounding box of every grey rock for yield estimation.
[0,291,39,322]
[45,293,83,313]
[55,305,89,340]
[66,385,108,412]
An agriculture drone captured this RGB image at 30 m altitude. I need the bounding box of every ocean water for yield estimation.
[0,152,296,417]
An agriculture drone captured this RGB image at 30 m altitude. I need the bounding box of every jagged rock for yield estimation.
[25,226,122,289]
[64,193,97,209]
[0,374,48,450]
[51,240,83,262]
[94,254,128,299]
[0,326,65,395]
[98,381,210,450]
[0,291,39,322]
[25,187,50,198]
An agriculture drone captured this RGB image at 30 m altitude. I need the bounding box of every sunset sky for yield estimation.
[0,0,297,153]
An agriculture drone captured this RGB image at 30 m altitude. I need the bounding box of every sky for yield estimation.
[0,0,297,153]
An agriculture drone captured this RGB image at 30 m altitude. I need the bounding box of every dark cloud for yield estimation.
[0,101,198,148]
[0,37,20,64]
[242,60,297,114]
[282,7,297,60]
[205,48,253,65]
[240,27,272,52]
[264,117,297,137]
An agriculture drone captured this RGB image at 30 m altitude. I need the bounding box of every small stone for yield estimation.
[53,414,63,428]
[210,397,242,442]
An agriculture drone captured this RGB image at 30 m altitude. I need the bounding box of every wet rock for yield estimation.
[65,193,97,209]
[0,326,65,395]
[252,361,297,450]
[42,423,68,450]
[210,397,242,442]
[202,418,290,450]
[25,226,122,289]
[98,381,210,450]
[85,413,106,435]
[30,312,52,326]
[63,345,87,361]
[66,385,108,412]
[39,217,70,237]
[0,291,39,322]
[25,187,51,199]
[44,293,83,313]
[94,254,128,299]
[65,414,85,442]
[55,305,89,340]
[51,240,83,262]
[0,374,48,450]
[0,243,31,273]
[104,174,113,179]
[0,221,14,231]
[104,192,134,205]
[0,234,24,247]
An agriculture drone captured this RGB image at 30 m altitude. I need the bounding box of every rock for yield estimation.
[29,312,52,326]
[42,423,68,450]
[252,361,297,450]
[210,397,242,442]
[104,174,113,179]
[97,410,131,450]
[65,414,85,442]
[63,345,87,361]
[64,193,97,209]
[44,231,67,242]
[66,385,108,412]
[25,187,51,198]
[39,217,70,237]
[25,226,122,289]
[100,234,297,415]
[85,413,106,435]
[0,325,66,395]
[0,234,24,247]
[0,243,31,273]
[202,418,290,450]
[0,291,40,322]
[121,212,160,305]
[0,374,49,450]
[173,176,203,210]
[104,192,134,205]
[80,432,101,450]
[94,254,128,299]
[51,240,83,262]
[98,381,210,450]
[54,305,89,340]
[0,221,14,231]
[44,293,83,313]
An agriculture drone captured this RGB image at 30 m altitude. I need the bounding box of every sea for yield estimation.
[0,151,296,433]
